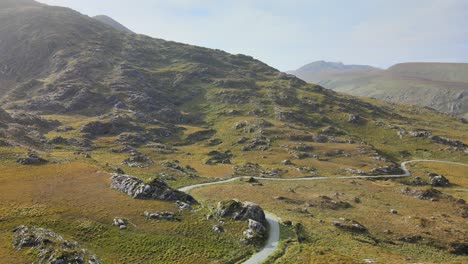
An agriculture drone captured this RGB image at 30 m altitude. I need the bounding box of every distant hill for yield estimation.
[291,60,379,74]
[290,61,468,118]
[93,15,133,33]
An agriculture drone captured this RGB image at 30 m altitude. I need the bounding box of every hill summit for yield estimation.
[93,15,134,33]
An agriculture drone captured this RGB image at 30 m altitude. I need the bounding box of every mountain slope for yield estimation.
[0,1,467,263]
[290,62,468,118]
[93,15,133,33]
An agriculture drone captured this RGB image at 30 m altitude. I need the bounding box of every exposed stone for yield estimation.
[12,225,100,264]
[205,150,233,165]
[110,174,197,203]
[390,209,398,214]
[348,114,361,124]
[214,200,267,225]
[121,154,153,168]
[16,152,48,165]
[410,130,431,138]
[429,173,450,187]
[175,201,192,210]
[369,164,403,175]
[212,225,224,233]
[144,211,178,221]
[332,219,367,233]
[398,235,422,243]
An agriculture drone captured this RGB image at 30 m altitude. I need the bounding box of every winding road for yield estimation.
[179,159,468,264]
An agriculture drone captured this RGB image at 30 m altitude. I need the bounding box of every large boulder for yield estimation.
[110,174,197,204]
[12,225,100,264]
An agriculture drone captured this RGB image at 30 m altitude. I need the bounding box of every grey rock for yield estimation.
[12,225,100,264]
[110,174,197,203]
[16,153,48,165]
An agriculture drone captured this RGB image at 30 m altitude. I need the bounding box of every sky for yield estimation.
[36,0,468,71]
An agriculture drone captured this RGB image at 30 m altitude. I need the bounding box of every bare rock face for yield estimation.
[110,174,197,204]
[12,225,100,264]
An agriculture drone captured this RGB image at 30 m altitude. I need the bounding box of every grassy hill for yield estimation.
[0,1,467,263]
[290,62,468,118]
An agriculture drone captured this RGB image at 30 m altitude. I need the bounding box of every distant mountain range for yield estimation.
[289,61,468,118]
[93,15,133,33]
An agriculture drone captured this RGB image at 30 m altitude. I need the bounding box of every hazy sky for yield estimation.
[36,0,468,71]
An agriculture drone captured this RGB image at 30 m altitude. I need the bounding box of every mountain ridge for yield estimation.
[290,61,468,118]
[93,15,134,33]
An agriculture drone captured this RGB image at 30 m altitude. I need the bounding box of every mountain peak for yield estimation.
[93,15,133,33]
[294,60,375,74]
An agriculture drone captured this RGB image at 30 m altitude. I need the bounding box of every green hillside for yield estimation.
[0,1,467,263]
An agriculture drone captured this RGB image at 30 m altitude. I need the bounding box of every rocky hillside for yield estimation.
[0,1,467,263]
[93,15,133,33]
[290,61,468,118]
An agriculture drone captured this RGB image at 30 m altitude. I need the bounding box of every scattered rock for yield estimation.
[121,154,153,168]
[144,211,178,221]
[332,219,367,233]
[311,196,352,210]
[390,209,398,214]
[113,218,128,229]
[401,187,443,200]
[281,159,293,165]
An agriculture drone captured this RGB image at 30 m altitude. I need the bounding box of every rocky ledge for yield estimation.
[12,225,100,264]
[110,174,197,204]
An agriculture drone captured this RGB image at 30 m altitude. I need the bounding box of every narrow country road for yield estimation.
[178,159,468,264]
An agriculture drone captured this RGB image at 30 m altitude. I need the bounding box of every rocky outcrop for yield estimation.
[429,173,450,187]
[242,219,267,244]
[213,200,268,245]
[16,153,48,165]
[213,200,266,225]
[204,150,233,165]
[12,225,100,264]
[409,130,467,150]
[110,174,197,203]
